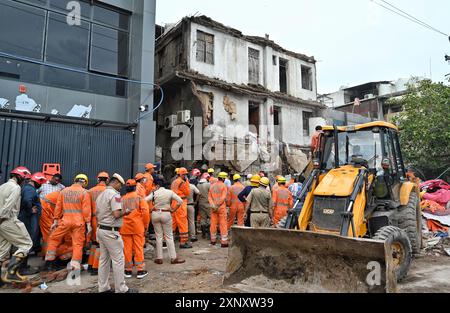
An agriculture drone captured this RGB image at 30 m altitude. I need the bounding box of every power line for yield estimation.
[379,0,449,37]
[371,0,449,38]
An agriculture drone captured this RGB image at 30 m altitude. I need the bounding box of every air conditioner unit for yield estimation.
[177,110,192,124]
[164,115,178,130]
[364,93,374,99]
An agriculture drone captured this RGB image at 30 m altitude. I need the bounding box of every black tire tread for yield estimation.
[397,192,421,254]
[373,226,412,281]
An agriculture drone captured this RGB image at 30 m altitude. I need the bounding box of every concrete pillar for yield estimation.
[133,0,156,173]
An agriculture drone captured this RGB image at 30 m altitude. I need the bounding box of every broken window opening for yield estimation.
[302,111,312,137]
[272,55,277,66]
[248,48,260,85]
[196,30,214,65]
[301,65,313,91]
[157,48,165,78]
[249,101,260,137]
[279,58,288,93]
[273,106,282,141]
[175,36,183,66]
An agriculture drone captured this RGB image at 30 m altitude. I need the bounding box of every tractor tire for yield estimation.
[397,192,422,254]
[373,226,412,281]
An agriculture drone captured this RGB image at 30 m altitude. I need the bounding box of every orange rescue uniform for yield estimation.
[45,184,91,264]
[40,191,73,259]
[143,173,154,196]
[272,185,293,226]
[170,177,190,244]
[87,182,107,270]
[120,191,150,271]
[226,181,245,230]
[208,180,228,244]
[143,173,155,224]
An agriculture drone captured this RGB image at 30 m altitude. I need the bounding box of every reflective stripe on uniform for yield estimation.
[63,209,83,214]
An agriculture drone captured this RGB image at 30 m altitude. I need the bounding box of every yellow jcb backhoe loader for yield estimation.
[224,122,421,293]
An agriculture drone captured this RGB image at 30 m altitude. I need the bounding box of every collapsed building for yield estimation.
[154,15,326,177]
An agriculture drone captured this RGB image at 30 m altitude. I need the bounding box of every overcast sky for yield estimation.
[156,0,450,94]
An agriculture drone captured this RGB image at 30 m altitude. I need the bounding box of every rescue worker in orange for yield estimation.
[135,174,147,198]
[208,168,218,185]
[272,176,282,195]
[143,163,156,196]
[121,180,150,279]
[271,176,293,227]
[44,174,91,271]
[208,172,229,247]
[40,191,73,265]
[311,126,323,154]
[226,174,245,230]
[87,172,109,276]
[143,164,156,230]
[170,167,192,249]
[40,191,60,256]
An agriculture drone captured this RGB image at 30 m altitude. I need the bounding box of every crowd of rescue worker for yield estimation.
[0,163,306,293]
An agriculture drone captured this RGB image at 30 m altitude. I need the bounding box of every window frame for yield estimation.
[44,11,91,69]
[302,111,313,137]
[89,23,130,77]
[301,65,313,91]
[0,0,48,61]
[279,58,288,93]
[248,47,260,85]
[3,0,131,98]
[196,30,214,65]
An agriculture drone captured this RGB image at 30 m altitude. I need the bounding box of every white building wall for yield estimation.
[195,85,311,147]
[196,85,250,136]
[189,22,317,101]
[279,104,313,146]
[325,90,346,108]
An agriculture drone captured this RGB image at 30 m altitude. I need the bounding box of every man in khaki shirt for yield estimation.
[196,177,211,238]
[244,177,273,228]
[146,178,185,265]
[96,174,137,294]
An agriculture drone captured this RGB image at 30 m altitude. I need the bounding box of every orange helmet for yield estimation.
[97,172,110,179]
[178,167,188,175]
[135,173,145,181]
[145,163,156,170]
[126,179,137,187]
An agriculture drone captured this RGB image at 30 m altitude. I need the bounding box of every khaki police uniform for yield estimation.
[187,184,200,240]
[196,182,211,230]
[0,179,33,262]
[147,188,183,260]
[96,186,128,293]
[246,187,273,228]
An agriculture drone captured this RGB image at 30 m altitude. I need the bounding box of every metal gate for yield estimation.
[0,117,134,187]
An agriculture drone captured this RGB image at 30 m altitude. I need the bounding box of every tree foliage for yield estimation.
[391,79,450,174]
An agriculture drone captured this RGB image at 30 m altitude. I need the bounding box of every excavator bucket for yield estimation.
[224,227,397,293]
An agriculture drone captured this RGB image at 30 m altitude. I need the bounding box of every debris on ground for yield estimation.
[420,179,450,257]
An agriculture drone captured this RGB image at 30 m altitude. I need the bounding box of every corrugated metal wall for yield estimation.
[0,118,28,182]
[0,117,134,187]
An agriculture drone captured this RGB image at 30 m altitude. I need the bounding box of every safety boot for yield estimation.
[90,269,98,276]
[201,225,208,239]
[2,255,27,283]
[18,257,39,276]
[179,243,193,249]
[41,260,59,272]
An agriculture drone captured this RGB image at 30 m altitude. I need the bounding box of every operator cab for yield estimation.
[318,123,407,202]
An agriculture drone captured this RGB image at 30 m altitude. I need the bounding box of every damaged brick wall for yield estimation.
[223,95,237,120]
[191,81,214,127]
